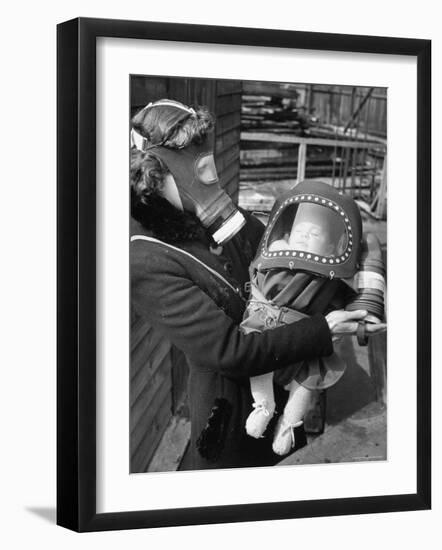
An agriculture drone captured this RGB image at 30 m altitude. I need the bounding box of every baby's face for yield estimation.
[288,221,333,256]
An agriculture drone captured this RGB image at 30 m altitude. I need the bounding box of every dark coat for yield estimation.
[130,201,333,470]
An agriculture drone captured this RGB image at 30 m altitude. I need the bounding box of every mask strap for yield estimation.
[130,128,148,151]
[130,128,181,152]
[131,100,195,152]
[142,100,196,115]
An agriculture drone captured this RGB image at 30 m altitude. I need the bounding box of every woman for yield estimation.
[130,99,380,470]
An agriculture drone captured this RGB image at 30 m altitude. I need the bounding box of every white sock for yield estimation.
[272,381,311,455]
[246,372,276,438]
[282,381,311,425]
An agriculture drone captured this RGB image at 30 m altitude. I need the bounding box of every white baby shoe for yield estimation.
[245,401,275,438]
[272,417,303,456]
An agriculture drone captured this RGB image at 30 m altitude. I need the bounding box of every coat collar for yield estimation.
[131,192,213,245]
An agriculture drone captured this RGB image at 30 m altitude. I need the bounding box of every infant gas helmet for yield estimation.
[256,181,362,278]
[131,100,245,245]
[251,180,385,325]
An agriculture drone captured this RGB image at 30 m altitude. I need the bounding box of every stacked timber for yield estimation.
[241,94,309,134]
[240,91,335,211]
[239,84,386,213]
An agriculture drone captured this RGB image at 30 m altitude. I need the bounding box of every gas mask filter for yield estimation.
[345,232,385,323]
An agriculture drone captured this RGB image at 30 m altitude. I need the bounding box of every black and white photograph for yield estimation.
[129,77,388,474]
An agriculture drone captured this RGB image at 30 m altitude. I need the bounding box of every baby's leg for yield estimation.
[272,380,312,455]
[245,373,276,438]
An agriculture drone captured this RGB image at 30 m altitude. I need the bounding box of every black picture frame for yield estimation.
[57,17,431,532]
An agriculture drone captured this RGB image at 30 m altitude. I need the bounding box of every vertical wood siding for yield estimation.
[308,85,387,137]
[215,80,242,203]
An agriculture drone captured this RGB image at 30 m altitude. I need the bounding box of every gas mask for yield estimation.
[254,180,363,280]
[131,100,245,245]
[252,180,385,324]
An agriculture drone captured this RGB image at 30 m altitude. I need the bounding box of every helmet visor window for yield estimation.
[267,202,348,258]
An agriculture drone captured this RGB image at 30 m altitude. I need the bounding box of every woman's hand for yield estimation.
[325,309,387,342]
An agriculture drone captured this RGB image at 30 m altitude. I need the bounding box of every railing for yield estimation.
[240,131,387,218]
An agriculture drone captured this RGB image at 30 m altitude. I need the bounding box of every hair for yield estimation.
[130,100,215,204]
[130,148,168,204]
[132,99,215,149]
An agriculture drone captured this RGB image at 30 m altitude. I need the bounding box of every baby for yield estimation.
[273,219,338,256]
[241,181,385,456]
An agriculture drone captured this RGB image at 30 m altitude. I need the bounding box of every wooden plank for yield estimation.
[240,165,299,178]
[130,392,172,473]
[130,339,172,406]
[242,81,300,98]
[217,80,242,96]
[220,149,241,171]
[216,121,242,139]
[216,144,240,172]
[194,80,217,111]
[131,328,169,379]
[222,166,240,195]
[240,147,297,163]
[137,398,172,472]
[241,157,299,169]
[148,416,191,472]
[241,132,385,150]
[216,111,241,137]
[239,165,345,182]
[297,142,307,182]
[130,317,152,352]
[131,373,172,452]
[220,160,239,188]
[368,332,387,405]
[131,373,171,439]
[311,85,386,101]
[224,176,240,201]
[131,359,171,430]
[130,76,168,113]
[238,194,277,212]
[216,127,241,153]
[309,124,387,145]
[216,93,242,116]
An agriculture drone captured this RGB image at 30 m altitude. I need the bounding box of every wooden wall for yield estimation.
[242,81,387,138]
[130,312,172,472]
[215,80,242,202]
[306,85,387,138]
[130,76,242,472]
